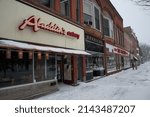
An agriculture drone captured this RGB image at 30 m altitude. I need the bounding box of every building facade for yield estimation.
[100,0,128,74]
[124,26,140,66]
[83,0,105,80]
[0,0,140,99]
[82,0,128,78]
[0,0,90,99]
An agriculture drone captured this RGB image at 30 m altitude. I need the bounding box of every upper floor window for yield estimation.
[76,0,80,23]
[83,0,101,30]
[41,0,55,9]
[94,6,100,30]
[103,18,110,36]
[83,0,93,25]
[103,11,114,38]
[61,0,70,17]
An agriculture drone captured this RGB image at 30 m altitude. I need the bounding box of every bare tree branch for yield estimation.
[131,0,150,7]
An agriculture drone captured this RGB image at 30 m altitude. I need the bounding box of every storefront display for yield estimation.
[85,34,105,80]
[106,43,129,73]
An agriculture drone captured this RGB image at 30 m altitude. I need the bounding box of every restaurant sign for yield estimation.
[19,15,80,39]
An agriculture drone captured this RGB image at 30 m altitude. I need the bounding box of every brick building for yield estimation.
[83,0,129,78]
[101,0,128,74]
[0,0,90,99]
[0,0,136,99]
[124,26,140,66]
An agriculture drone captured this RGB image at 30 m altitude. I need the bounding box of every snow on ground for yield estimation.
[36,62,150,100]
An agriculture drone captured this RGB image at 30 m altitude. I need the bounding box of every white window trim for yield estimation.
[83,0,101,31]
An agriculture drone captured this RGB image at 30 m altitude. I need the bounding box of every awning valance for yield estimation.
[0,40,91,55]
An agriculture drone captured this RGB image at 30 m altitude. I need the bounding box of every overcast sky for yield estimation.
[110,0,150,45]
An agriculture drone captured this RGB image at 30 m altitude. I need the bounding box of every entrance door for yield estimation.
[63,55,73,84]
[56,55,73,84]
[57,56,63,82]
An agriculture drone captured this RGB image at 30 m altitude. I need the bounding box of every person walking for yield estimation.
[134,57,137,70]
[130,54,135,70]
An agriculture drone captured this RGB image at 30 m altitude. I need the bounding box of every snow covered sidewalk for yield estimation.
[36,62,150,100]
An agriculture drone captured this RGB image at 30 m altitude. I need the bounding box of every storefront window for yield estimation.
[86,56,93,70]
[34,53,45,82]
[86,56,103,69]
[107,54,116,72]
[93,57,103,68]
[0,50,33,88]
[124,57,130,68]
[34,53,57,82]
[47,55,56,80]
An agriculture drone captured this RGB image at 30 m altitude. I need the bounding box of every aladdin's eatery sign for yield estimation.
[19,15,80,39]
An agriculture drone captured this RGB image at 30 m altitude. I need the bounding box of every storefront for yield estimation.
[0,0,89,99]
[85,34,105,81]
[106,43,129,74]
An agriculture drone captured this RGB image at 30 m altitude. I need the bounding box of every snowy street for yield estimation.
[36,62,150,100]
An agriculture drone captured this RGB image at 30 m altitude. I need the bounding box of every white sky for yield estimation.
[110,0,150,45]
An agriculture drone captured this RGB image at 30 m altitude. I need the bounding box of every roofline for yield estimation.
[107,0,123,21]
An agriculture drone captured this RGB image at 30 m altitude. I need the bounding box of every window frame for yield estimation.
[94,4,101,30]
[41,0,55,9]
[103,15,114,38]
[83,0,101,31]
[60,0,71,17]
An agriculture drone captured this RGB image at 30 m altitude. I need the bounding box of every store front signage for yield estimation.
[19,15,80,39]
[114,48,128,56]
[106,43,129,57]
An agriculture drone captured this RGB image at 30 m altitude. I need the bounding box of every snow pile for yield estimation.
[36,62,150,100]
